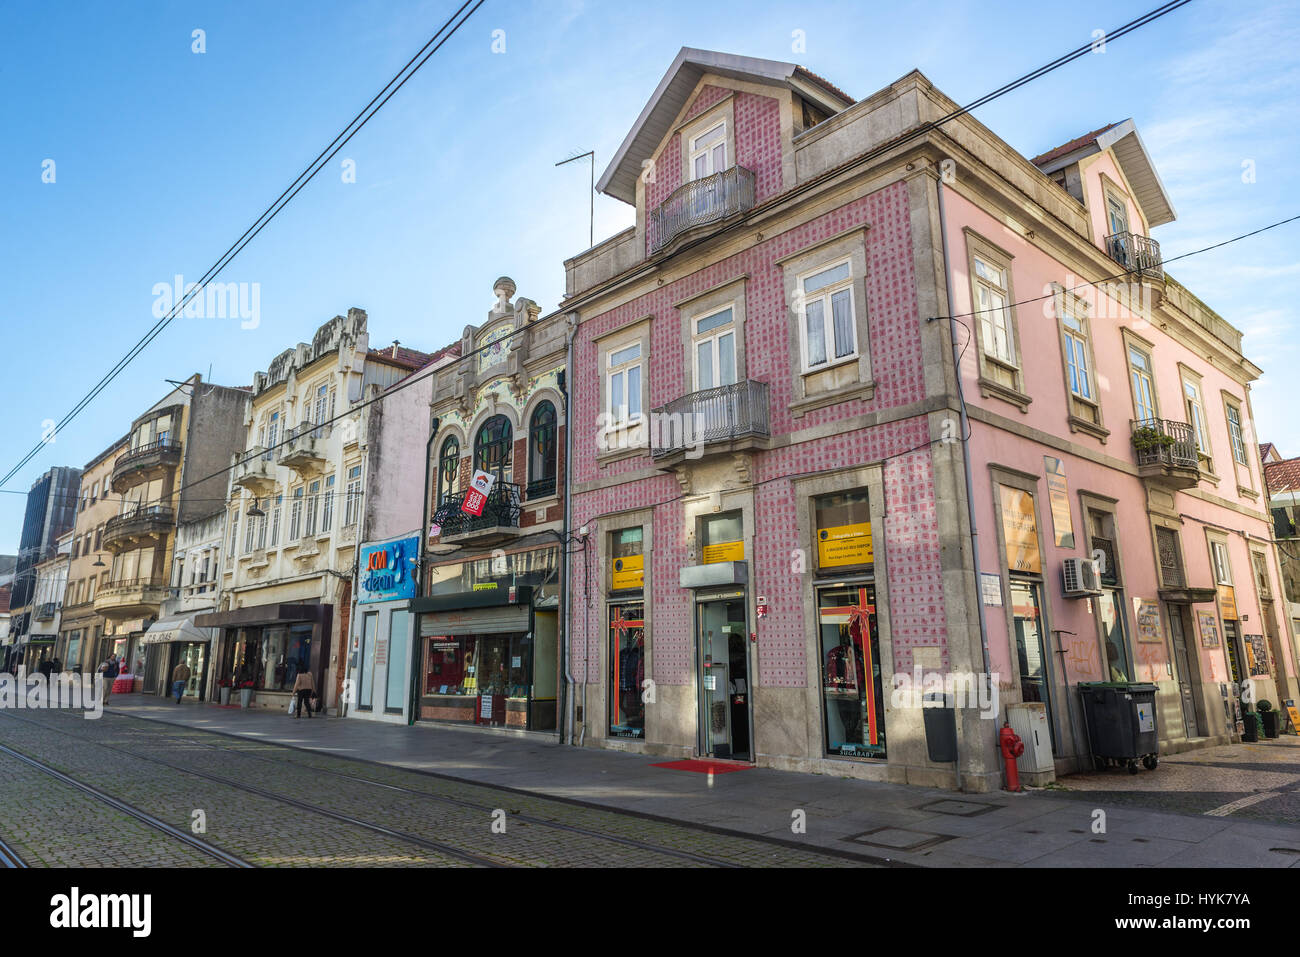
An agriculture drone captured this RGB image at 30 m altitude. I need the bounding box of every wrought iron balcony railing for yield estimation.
[1132,418,1199,471]
[648,165,756,254]
[1105,231,1164,281]
[651,379,770,459]
[432,482,522,537]
[105,504,175,543]
[114,439,183,472]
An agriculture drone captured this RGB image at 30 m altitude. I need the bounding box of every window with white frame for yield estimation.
[693,306,737,390]
[270,494,282,547]
[289,487,303,540]
[1226,401,1248,466]
[256,505,267,550]
[312,382,335,437]
[244,507,256,553]
[229,510,239,554]
[1211,541,1232,585]
[689,121,726,181]
[973,256,1015,367]
[1062,314,1093,401]
[798,259,855,371]
[320,475,335,532]
[607,343,643,425]
[1183,375,1210,458]
[264,410,279,461]
[1128,345,1157,422]
[305,479,320,537]
[344,465,362,526]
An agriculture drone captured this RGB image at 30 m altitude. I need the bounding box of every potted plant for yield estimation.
[1241,708,1260,742]
[1131,426,1176,457]
[1259,700,1280,738]
[239,680,255,709]
[217,678,232,706]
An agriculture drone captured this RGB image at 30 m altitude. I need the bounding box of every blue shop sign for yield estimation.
[357,535,419,603]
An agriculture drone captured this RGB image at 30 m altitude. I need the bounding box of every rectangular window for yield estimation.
[1062,314,1093,400]
[345,465,363,526]
[289,488,303,541]
[799,260,855,371]
[256,506,267,550]
[321,475,335,532]
[1128,345,1156,422]
[699,511,743,564]
[689,121,726,180]
[1212,541,1232,585]
[817,583,885,758]
[973,256,1015,366]
[1226,402,1248,466]
[814,489,873,571]
[693,306,736,390]
[607,343,642,424]
[244,508,256,553]
[270,495,282,547]
[305,479,320,537]
[1184,377,1210,455]
[229,511,239,554]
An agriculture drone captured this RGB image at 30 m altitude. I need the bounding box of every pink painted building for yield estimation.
[559,49,1291,789]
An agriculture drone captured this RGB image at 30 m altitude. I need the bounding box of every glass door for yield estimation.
[1010,579,1056,751]
[695,595,750,760]
[357,612,378,710]
[384,609,409,714]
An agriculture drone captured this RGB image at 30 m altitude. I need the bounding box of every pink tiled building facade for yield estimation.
[557,49,1294,789]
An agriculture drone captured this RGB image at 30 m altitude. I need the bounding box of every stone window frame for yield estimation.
[593,316,653,465]
[674,276,748,393]
[1078,490,1136,679]
[1219,390,1255,499]
[963,229,1030,412]
[1100,174,1133,237]
[1149,517,1187,590]
[1250,546,1273,601]
[1120,327,1161,424]
[1207,532,1233,588]
[1051,283,1109,442]
[777,226,875,417]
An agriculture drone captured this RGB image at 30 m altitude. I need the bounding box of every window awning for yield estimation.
[142,614,213,646]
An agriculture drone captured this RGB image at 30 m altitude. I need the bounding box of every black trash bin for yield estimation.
[1078,682,1159,773]
[922,692,957,763]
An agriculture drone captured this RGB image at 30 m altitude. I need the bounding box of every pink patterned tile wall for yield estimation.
[684,84,731,121]
[570,178,946,688]
[734,91,783,200]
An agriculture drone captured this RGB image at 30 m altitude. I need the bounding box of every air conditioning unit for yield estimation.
[1061,557,1103,598]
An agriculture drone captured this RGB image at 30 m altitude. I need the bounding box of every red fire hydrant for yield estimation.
[999,722,1025,792]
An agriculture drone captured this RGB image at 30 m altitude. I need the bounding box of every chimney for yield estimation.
[391,340,400,359]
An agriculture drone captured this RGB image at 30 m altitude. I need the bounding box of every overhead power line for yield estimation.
[0,0,487,491]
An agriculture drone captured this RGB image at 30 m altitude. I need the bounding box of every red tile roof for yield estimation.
[368,345,437,370]
[1260,442,1277,462]
[1030,123,1120,168]
[1264,456,1300,494]
[794,66,854,106]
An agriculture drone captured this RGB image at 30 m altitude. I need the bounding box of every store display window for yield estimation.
[608,603,645,738]
[816,583,885,758]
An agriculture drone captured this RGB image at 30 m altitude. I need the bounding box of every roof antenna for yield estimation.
[556,150,595,249]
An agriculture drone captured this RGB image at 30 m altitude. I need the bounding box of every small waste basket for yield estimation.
[922,692,957,763]
[1078,682,1159,774]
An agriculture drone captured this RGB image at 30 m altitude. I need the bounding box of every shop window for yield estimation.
[608,603,646,738]
[474,415,513,485]
[610,527,644,591]
[527,402,557,499]
[816,584,884,758]
[699,511,743,563]
[814,489,872,573]
[437,437,460,505]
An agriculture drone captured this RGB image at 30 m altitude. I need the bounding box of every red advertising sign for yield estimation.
[461,469,496,517]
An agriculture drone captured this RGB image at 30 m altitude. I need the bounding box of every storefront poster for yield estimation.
[702,540,744,564]
[1196,609,1221,649]
[611,553,644,590]
[817,522,874,567]
[1134,599,1163,643]
[358,535,420,603]
[1245,634,1270,677]
[1217,585,1238,621]
[1044,457,1075,549]
[999,486,1042,574]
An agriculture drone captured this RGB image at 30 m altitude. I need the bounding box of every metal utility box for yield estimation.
[1006,701,1055,786]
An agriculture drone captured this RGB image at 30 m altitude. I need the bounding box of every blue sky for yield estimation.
[1,0,1296,551]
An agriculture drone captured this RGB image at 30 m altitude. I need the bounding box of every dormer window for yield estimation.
[690,122,727,180]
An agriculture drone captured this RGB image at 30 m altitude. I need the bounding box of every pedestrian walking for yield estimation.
[291,670,316,719]
[99,655,120,703]
[171,660,191,704]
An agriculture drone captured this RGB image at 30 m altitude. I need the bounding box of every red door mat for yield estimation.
[650,759,751,774]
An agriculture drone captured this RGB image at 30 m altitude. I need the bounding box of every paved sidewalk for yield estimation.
[108,696,1300,867]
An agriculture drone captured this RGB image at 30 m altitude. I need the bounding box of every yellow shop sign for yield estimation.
[611,554,644,590]
[818,522,874,567]
[702,540,745,564]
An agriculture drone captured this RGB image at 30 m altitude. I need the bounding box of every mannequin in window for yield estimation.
[825,624,867,744]
[618,632,644,728]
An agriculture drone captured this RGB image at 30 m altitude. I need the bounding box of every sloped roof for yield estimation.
[597,47,854,205]
[1031,118,1176,227]
[1260,442,1278,463]
[1264,456,1300,495]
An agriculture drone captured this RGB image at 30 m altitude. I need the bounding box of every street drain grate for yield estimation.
[843,827,954,852]
[916,799,1001,817]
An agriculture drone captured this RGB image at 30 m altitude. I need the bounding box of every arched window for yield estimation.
[437,437,460,506]
[528,401,557,498]
[474,415,513,485]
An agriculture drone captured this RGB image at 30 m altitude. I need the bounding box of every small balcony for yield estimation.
[431,482,521,546]
[35,602,59,620]
[104,505,175,550]
[648,165,756,255]
[1105,231,1164,283]
[94,577,170,619]
[1133,418,1200,490]
[279,422,330,477]
[650,380,771,465]
[231,447,278,495]
[110,439,182,493]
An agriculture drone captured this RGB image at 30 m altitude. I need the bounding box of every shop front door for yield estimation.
[1167,605,1203,737]
[695,594,751,761]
